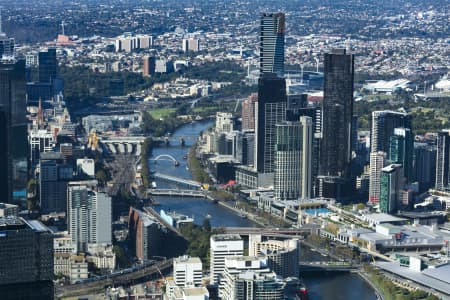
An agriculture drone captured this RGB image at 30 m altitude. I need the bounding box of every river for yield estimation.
[149,120,377,300]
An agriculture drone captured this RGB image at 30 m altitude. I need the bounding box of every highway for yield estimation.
[55,259,172,298]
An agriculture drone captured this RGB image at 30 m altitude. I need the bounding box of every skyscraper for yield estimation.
[319,49,354,178]
[0,217,54,299]
[259,13,285,77]
[38,48,57,83]
[370,111,411,154]
[435,130,450,191]
[368,151,386,203]
[255,74,287,174]
[242,93,257,130]
[413,143,436,192]
[274,118,312,200]
[0,14,14,60]
[0,60,27,203]
[67,181,112,252]
[380,164,404,214]
[388,127,414,182]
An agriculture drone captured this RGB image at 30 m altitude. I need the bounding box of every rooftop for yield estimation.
[211,234,242,241]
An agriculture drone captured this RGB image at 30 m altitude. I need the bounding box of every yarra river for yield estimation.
[149,120,377,300]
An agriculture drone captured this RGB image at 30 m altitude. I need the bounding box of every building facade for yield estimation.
[319,49,354,179]
[173,256,203,287]
[255,74,287,174]
[0,60,27,203]
[369,151,387,203]
[435,130,450,191]
[259,13,285,77]
[242,93,257,131]
[380,164,404,214]
[210,234,244,285]
[274,118,312,200]
[0,217,54,299]
[67,181,112,252]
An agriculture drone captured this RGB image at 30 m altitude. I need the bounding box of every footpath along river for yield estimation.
[149,120,377,300]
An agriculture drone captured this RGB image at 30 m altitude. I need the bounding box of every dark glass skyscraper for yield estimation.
[319,49,354,178]
[38,48,57,83]
[259,12,285,77]
[255,73,287,173]
[388,127,414,182]
[0,60,27,203]
[435,130,450,191]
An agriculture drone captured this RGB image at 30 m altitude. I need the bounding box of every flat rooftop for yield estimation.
[211,234,242,241]
[376,262,450,296]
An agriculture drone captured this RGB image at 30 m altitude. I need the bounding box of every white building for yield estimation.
[67,181,112,252]
[220,256,284,300]
[182,38,200,52]
[369,151,386,203]
[249,235,300,278]
[76,158,95,177]
[174,256,203,287]
[29,128,55,166]
[210,234,244,285]
[215,112,234,134]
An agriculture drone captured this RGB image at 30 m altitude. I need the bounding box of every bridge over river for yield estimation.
[152,172,202,188]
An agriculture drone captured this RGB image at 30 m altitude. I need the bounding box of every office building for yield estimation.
[0,34,14,60]
[210,234,244,285]
[286,106,322,191]
[128,207,187,261]
[380,164,404,214]
[388,127,414,182]
[221,256,284,300]
[242,93,257,130]
[249,236,300,278]
[320,49,354,179]
[369,151,387,203]
[370,111,411,154]
[0,203,19,217]
[274,118,312,200]
[67,181,112,252]
[255,74,287,174]
[0,60,27,203]
[435,130,450,191]
[215,112,235,133]
[259,12,285,77]
[39,155,73,213]
[0,217,54,299]
[174,256,203,287]
[29,128,55,166]
[143,56,156,77]
[38,48,57,83]
[414,143,436,191]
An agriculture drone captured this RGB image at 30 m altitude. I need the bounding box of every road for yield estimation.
[105,154,137,196]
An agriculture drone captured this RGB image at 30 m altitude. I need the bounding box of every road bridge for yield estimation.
[224,227,314,238]
[148,189,206,198]
[153,172,201,188]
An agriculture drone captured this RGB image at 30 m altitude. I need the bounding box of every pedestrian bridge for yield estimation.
[149,154,180,166]
[153,172,201,188]
[299,261,357,272]
[148,189,206,198]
